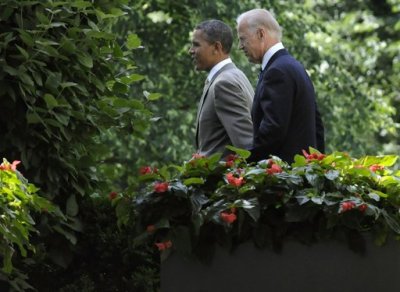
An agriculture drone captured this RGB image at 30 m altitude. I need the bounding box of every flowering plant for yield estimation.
[0,159,60,276]
[114,147,400,261]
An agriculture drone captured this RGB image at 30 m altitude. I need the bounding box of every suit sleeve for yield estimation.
[254,67,293,152]
[213,78,253,149]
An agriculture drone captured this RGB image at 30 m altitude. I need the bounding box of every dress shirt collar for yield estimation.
[207,58,232,82]
[261,42,284,71]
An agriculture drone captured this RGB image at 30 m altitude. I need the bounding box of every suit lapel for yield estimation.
[253,49,289,118]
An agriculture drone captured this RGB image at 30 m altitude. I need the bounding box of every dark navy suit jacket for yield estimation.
[248,49,325,163]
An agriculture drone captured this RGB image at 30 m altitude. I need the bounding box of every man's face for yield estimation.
[237,21,262,64]
[189,29,216,71]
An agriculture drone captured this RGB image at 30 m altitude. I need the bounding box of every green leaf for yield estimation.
[126,33,141,49]
[146,92,162,101]
[325,170,339,180]
[43,93,58,109]
[16,44,29,59]
[4,65,18,76]
[66,194,78,217]
[238,198,260,221]
[190,190,209,213]
[359,155,398,167]
[120,74,145,84]
[112,82,128,94]
[77,53,93,68]
[183,177,204,185]
[225,145,251,159]
[53,225,77,245]
[26,112,42,124]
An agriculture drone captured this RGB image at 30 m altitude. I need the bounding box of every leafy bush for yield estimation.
[0,0,154,274]
[0,159,61,291]
[116,148,400,262]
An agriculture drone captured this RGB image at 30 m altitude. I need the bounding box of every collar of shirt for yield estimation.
[207,58,232,82]
[261,42,284,71]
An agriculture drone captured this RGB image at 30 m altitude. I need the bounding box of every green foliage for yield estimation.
[117,150,400,261]
[0,0,154,268]
[305,0,400,156]
[0,0,152,200]
[0,159,62,291]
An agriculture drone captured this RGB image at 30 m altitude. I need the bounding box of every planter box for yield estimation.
[161,239,400,292]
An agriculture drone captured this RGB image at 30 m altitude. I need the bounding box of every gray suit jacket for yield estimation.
[195,63,254,157]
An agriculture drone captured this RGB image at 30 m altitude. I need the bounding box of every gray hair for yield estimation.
[237,9,282,41]
[195,19,233,54]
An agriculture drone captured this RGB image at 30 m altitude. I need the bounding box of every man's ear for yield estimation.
[213,41,223,53]
[256,28,265,40]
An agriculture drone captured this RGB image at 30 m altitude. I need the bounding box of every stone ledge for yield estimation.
[161,239,400,292]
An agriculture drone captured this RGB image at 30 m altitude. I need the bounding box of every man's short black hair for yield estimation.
[195,20,233,54]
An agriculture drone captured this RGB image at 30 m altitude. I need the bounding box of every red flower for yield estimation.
[155,240,172,251]
[0,160,21,171]
[225,160,234,168]
[154,182,169,193]
[340,201,356,212]
[266,163,282,175]
[226,172,245,187]
[226,154,237,160]
[139,166,153,175]
[108,191,118,200]
[225,154,238,168]
[220,212,237,224]
[369,164,384,172]
[302,150,325,161]
[358,204,368,213]
[146,225,156,233]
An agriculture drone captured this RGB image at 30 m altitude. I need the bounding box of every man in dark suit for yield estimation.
[189,20,254,157]
[237,9,325,163]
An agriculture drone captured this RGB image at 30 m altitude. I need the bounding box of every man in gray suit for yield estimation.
[189,20,254,157]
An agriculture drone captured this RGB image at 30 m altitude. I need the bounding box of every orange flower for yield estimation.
[154,182,169,193]
[302,150,325,161]
[369,164,384,172]
[226,172,245,187]
[0,160,21,171]
[220,212,237,224]
[266,163,282,175]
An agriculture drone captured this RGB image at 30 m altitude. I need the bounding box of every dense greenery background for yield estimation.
[0,0,399,291]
